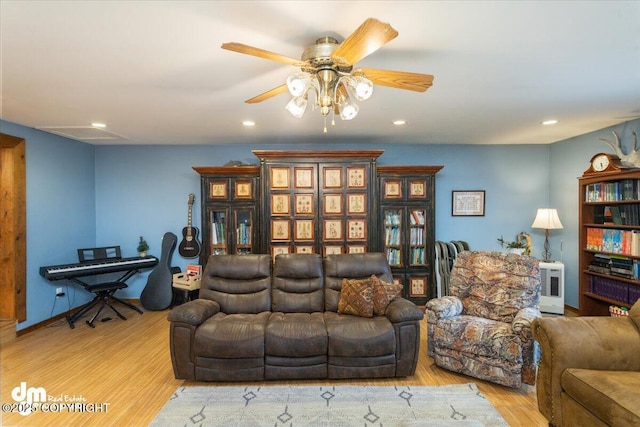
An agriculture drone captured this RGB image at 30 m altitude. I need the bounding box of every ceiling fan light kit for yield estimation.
[221,18,433,132]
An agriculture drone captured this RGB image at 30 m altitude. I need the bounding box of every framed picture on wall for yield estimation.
[452,190,485,216]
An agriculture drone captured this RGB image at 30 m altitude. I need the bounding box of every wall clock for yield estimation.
[583,152,628,175]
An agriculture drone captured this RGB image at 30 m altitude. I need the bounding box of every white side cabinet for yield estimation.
[539,261,565,315]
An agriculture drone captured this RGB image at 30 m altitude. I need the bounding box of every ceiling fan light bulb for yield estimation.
[339,99,359,120]
[285,96,307,118]
[286,73,309,97]
[353,77,373,101]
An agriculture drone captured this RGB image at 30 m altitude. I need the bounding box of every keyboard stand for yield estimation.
[67,269,143,329]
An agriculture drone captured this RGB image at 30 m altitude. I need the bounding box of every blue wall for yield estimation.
[1,121,96,330]
[4,117,640,330]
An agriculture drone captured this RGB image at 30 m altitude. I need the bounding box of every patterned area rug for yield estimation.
[149,383,508,427]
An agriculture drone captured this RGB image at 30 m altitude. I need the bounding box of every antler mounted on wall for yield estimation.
[599,130,640,167]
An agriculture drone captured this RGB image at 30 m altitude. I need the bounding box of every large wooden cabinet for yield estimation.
[193,166,260,266]
[378,166,443,304]
[194,151,443,306]
[579,170,640,315]
[252,150,382,259]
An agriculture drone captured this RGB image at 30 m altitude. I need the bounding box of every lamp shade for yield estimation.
[531,208,563,230]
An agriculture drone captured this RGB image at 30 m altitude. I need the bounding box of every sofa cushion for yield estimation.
[324,312,395,357]
[561,369,640,426]
[324,253,394,312]
[194,311,270,358]
[266,312,327,357]
[371,275,403,315]
[338,277,374,317]
[449,251,540,323]
[431,315,522,364]
[199,254,272,314]
[271,254,324,313]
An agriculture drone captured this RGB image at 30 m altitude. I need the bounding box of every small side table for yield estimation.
[172,272,201,305]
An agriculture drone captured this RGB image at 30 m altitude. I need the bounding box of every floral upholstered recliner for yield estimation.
[425,251,541,387]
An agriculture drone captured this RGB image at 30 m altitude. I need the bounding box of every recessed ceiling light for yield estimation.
[542,120,558,126]
[91,122,107,128]
[393,120,406,126]
[242,120,255,127]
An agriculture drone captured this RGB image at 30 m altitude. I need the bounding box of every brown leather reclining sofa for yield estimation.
[168,252,424,381]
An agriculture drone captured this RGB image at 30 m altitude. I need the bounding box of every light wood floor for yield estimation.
[1,305,548,427]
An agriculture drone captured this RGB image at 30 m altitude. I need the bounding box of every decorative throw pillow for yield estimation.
[338,277,375,318]
[371,275,403,315]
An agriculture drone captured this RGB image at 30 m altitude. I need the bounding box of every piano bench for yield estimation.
[85,282,128,293]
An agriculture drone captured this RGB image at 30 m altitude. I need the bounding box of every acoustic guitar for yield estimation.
[140,232,177,311]
[178,193,201,258]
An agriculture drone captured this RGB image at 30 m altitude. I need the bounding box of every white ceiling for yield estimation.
[1,1,639,146]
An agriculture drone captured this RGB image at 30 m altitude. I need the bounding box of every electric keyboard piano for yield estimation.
[40,256,159,280]
[40,246,159,328]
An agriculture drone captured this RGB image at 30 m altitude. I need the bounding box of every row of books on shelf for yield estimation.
[236,222,251,245]
[589,274,640,305]
[588,254,638,279]
[385,227,401,246]
[594,205,640,226]
[409,210,425,225]
[585,179,640,202]
[586,227,640,256]
[410,247,425,264]
[384,211,401,226]
[211,221,226,245]
[410,228,424,245]
[386,248,401,265]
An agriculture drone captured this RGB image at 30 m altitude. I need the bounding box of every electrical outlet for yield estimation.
[56,287,64,297]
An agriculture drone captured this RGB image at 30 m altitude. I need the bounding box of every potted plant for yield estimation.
[497,233,530,255]
[137,236,149,257]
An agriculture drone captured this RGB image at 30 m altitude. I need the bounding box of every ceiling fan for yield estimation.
[221,18,434,131]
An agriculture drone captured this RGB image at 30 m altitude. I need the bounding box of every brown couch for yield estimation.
[532,300,640,426]
[168,252,423,381]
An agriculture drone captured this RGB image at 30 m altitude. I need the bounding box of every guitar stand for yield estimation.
[67,270,143,329]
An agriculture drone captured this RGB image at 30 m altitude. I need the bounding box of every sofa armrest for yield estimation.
[532,316,640,425]
[385,297,424,323]
[167,299,220,326]
[512,307,540,341]
[425,296,463,321]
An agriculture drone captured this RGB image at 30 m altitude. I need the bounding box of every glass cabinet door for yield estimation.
[409,208,427,266]
[209,208,228,255]
[234,208,254,255]
[383,208,402,266]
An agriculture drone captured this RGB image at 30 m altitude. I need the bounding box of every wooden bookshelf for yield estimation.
[579,169,640,315]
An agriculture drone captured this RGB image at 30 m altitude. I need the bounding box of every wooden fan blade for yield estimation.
[360,67,434,92]
[331,18,399,67]
[222,42,304,67]
[245,84,289,104]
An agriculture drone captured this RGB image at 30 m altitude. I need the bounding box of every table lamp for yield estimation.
[531,208,563,262]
